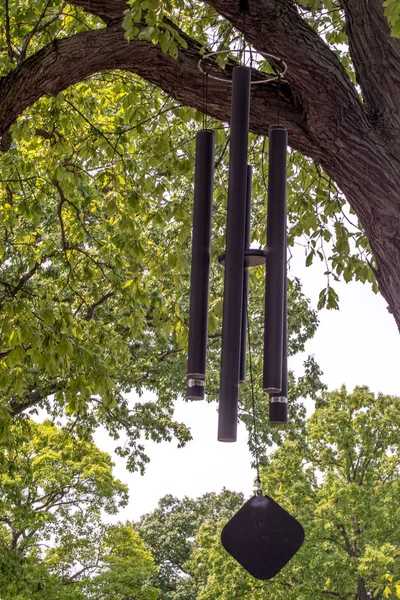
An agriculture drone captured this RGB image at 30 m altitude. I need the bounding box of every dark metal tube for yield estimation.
[239,165,253,384]
[218,66,251,442]
[187,129,215,400]
[263,125,287,393]
[269,274,288,424]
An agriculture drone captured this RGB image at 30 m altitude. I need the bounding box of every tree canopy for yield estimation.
[136,489,244,600]
[1,4,399,584]
[138,388,400,600]
[1,0,399,474]
[0,388,398,600]
[0,418,159,599]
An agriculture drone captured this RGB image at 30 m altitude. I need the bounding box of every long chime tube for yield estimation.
[186,129,215,400]
[239,165,253,384]
[218,66,251,442]
[269,273,288,424]
[263,125,288,393]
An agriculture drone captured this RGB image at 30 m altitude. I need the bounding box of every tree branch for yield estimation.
[205,0,367,137]
[8,382,65,416]
[0,23,311,155]
[71,0,127,21]
[84,291,114,320]
[5,262,40,296]
[4,0,16,62]
[337,523,354,557]
[339,0,400,138]
[20,0,53,62]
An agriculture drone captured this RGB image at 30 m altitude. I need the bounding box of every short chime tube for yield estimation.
[187,129,215,400]
[239,165,253,384]
[263,125,288,393]
[269,274,288,424]
[218,66,251,442]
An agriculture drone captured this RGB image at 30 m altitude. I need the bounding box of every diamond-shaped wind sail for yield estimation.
[221,494,305,580]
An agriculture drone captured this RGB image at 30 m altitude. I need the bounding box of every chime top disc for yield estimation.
[221,494,305,580]
[218,248,267,267]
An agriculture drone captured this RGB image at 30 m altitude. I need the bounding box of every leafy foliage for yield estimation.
[135,490,245,600]
[0,418,159,599]
[144,388,400,600]
[0,57,321,465]
[384,0,400,38]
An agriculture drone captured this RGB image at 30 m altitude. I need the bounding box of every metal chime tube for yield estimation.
[269,273,288,423]
[239,165,253,384]
[263,125,287,393]
[187,129,215,400]
[218,66,251,442]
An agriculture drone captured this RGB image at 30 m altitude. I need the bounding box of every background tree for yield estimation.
[0,418,159,599]
[135,489,244,600]
[139,388,400,600]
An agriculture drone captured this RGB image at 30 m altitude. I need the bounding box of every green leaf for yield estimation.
[306,250,315,267]
[7,347,25,368]
[58,337,74,356]
[41,308,54,326]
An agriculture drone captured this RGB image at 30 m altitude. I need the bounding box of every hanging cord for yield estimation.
[202,70,206,129]
[205,72,209,127]
[242,11,246,64]
[277,72,281,126]
[245,294,262,495]
[202,60,211,130]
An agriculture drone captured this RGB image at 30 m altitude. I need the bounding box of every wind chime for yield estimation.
[185,29,305,580]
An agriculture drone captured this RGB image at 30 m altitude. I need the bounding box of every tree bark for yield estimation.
[339,0,400,140]
[357,578,369,600]
[1,0,400,330]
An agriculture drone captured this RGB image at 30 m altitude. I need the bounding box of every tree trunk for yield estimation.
[357,578,369,600]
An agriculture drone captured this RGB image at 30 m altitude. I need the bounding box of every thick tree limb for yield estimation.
[206,0,365,133]
[0,23,311,153]
[202,0,400,331]
[339,0,400,138]
[72,0,127,21]
[8,383,64,416]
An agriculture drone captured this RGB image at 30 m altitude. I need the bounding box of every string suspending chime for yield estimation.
[186,35,304,580]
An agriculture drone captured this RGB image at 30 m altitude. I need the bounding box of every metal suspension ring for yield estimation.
[198,46,287,85]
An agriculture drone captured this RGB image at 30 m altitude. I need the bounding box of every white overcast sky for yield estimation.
[95,243,400,522]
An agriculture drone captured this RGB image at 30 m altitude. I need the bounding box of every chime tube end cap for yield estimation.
[217,408,238,442]
[186,375,205,401]
[269,124,288,132]
[264,386,282,394]
[218,435,237,443]
[187,393,205,401]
